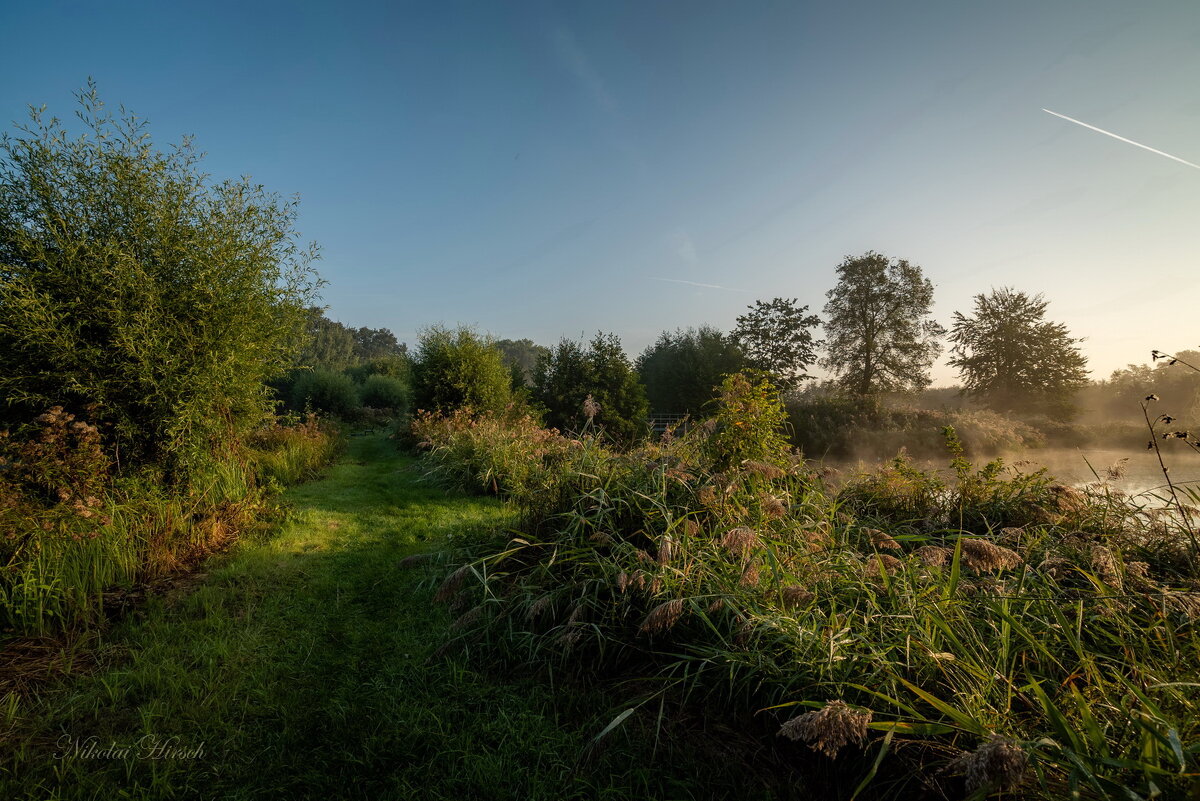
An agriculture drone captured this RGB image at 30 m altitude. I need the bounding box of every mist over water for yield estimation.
[823,447,1200,501]
[1017,447,1200,498]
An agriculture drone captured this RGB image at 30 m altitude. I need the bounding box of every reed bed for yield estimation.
[415,374,1200,800]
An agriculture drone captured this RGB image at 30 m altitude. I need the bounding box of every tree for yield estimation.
[410,325,512,414]
[0,84,319,477]
[822,251,945,395]
[297,309,356,372]
[351,325,406,361]
[948,288,1088,419]
[636,326,747,414]
[493,338,550,387]
[533,333,648,442]
[732,298,821,392]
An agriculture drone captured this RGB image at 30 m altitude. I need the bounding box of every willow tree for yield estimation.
[822,251,945,395]
[0,83,320,478]
[948,288,1088,419]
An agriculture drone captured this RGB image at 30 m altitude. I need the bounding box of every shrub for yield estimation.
[0,84,319,480]
[359,374,409,411]
[244,414,342,487]
[787,395,1041,460]
[533,332,649,444]
[290,370,360,418]
[411,326,512,415]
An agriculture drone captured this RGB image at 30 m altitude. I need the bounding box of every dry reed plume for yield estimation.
[959,538,1022,572]
[777,700,872,758]
[640,599,684,634]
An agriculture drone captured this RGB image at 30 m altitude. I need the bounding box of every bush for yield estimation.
[359,374,409,411]
[0,84,318,479]
[411,326,512,415]
[786,395,1041,459]
[533,332,649,444]
[290,370,360,418]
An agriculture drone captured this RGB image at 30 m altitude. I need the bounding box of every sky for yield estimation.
[2,0,1199,384]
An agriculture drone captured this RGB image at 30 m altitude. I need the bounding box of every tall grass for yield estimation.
[1,412,341,634]
[416,374,1200,799]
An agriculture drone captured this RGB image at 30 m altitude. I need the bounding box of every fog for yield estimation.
[824,446,1200,501]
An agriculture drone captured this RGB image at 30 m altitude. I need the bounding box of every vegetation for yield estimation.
[636,325,746,415]
[415,373,1200,800]
[289,369,361,418]
[786,391,1043,459]
[0,87,343,634]
[949,288,1089,420]
[2,436,770,800]
[822,252,945,396]
[533,333,648,443]
[494,338,551,388]
[732,298,822,392]
[0,84,319,476]
[410,325,512,416]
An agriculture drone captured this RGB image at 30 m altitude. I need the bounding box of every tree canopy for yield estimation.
[636,326,747,414]
[947,288,1089,418]
[732,298,821,393]
[533,332,648,442]
[494,338,550,388]
[822,251,944,395]
[296,309,406,372]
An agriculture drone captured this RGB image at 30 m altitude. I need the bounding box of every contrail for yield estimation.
[649,277,755,293]
[1042,108,1200,170]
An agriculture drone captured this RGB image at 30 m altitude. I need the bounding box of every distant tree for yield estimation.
[351,326,406,361]
[494,338,550,387]
[732,298,821,392]
[296,309,356,371]
[296,312,406,370]
[1104,352,1200,420]
[636,326,747,414]
[948,288,1088,419]
[533,333,648,442]
[410,325,511,414]
[822,251,945,395]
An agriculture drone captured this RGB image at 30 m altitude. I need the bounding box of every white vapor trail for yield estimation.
[1042,108,1200,170]
[649,277,755,293]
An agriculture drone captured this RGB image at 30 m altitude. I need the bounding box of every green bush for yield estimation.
[532,332,649,444]
[411,326,512,415]
[787,394,1042,459]
[359,374,409,410]
[290,370,360,418]
[0,84,318,479]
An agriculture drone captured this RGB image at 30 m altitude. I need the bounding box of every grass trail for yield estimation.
[0,435,770,800]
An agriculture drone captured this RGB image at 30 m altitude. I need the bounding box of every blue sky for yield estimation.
[3,1,1199,384]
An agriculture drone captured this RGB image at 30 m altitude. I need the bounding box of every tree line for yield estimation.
[385,249,1091,446]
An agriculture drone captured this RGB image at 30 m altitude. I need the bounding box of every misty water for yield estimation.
[826,447,1200,502]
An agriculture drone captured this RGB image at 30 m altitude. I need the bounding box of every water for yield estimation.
[822,447,1200,502]
[1017,448,1200,499]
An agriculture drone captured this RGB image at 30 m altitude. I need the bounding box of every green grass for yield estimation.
[0,434,778,801]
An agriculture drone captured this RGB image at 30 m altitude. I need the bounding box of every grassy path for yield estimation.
[0,435,760,800]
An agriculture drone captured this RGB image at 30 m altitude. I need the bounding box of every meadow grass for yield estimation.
[0,434,780,801]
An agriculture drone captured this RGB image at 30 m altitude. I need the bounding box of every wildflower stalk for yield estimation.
[1141,398,1199,565]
